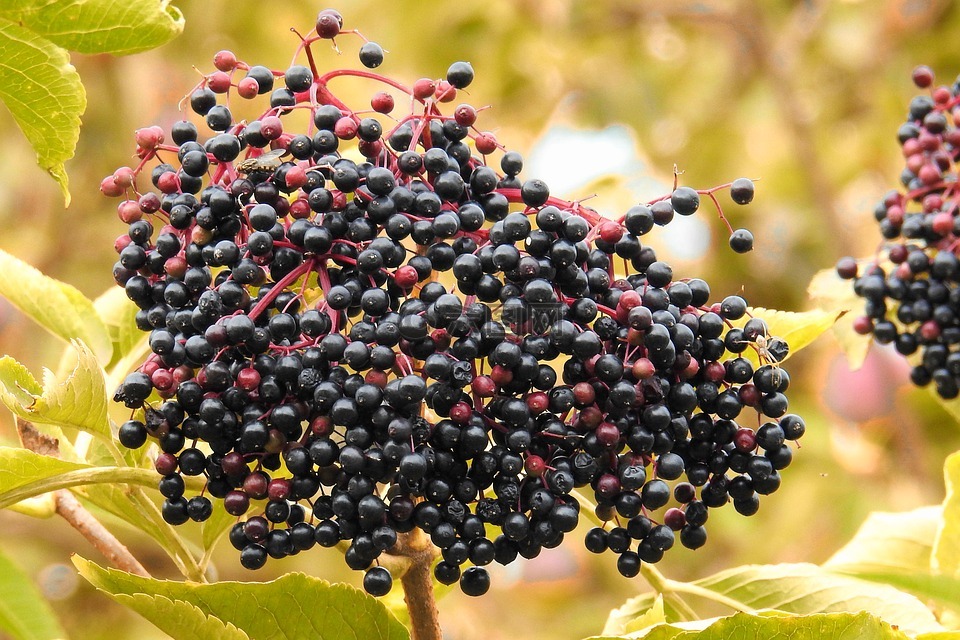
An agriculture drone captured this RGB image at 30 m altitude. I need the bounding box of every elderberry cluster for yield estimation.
[104,9,805,597]
[839,65,960,398]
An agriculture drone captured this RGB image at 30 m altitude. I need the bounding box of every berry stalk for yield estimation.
[395,528,442,640]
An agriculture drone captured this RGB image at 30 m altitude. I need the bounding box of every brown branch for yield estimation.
[53,489,150,577]
[16,418,151,578]
[392,527,441,640]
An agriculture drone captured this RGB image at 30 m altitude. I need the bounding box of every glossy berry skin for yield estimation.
[730,178,755,205]
[359,42,384,68]
[363,567,393,596]
[105,10,799,598]
[729,228,754,253]
[459,566,490,596]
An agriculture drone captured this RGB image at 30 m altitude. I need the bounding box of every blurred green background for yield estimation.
[4,1,960,638]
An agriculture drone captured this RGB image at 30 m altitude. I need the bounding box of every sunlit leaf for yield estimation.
[0,19,84,204]
[113,594,248,640]
[0,446,89,498]
[935,397,960,433]
[0,448,160,511]
[0,0,184,56]
[7,494,57,519]
[75,557,411,640]
[93,285,144,369]
[603,564,942,636]
[726,306,843,369]
[589,610,912,640]
[824,506,940,575]
[807,267,871,370]
[831,570,960,615]
[624,595,667,635]
[0,547,67,640]
[935,451,960,579]
[0,249,111,361]
[201,498,236,556]
[0,356,42,409]
[73,483,171,550]
[820,506,960,614]
[0,343,111,441]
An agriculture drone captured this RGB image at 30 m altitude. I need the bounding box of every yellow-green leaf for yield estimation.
[808,267,871,370]
[7,494,57,518]
[820,506,960,614]
[833,570,960,616]
[113,594,248,640]
[589,610,911,640]
[0,18,84,204]
[0,356,42,409]
[72,483,171,550]
[624,595,667,635]
[0,547,68,640]
[200,498,236,559]
[0,249,111,361]
[825,506,940,576]
[936,396,960,428]
[0,446,90,499]
[0,343,111,440]
[935,451,960,579]
[0,447,161,511]
[603,563,942,636]
[93,285,144,369]
[728,307,843,368]
[75,557,411,640]
[0,0,184,56]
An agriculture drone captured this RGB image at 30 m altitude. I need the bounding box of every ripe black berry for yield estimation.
[729,228,754,253]
[459,566,490,596]
[359,42,385,69]
[730,178,755,205]
[363,566,393,596]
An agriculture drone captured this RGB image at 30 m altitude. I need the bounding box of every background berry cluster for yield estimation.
[840,66,960,399]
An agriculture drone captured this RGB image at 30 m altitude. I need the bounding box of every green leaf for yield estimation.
[0,356,43,408]
[200,498,236,555]
[936,450,960,578]
[113,594,248,640]
[93,286,144,369]
[72,483,171,549]
[603,564,942,636]
[808,267,871,370]
[623,595,667,635]
[0,0,184,56]
[75,557,411,640]
[728,307,842,368]
[7,493,57,518]
[0,446,90,499]
[820,506,960,614]
[831,570,960,615]
[0,343,111,440]
[74,485,206,583]
[589,611,912,640]
[934,396,960,428]
[0,447,161,511]
[824,506,940,575]
[0,249,111,361]
[0,547,68,640]
[694,564,941,635]
[0,18,84,204]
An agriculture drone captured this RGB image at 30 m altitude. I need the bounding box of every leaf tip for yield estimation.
[47,163,71,207]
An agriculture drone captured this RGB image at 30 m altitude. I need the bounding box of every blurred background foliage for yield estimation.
[3,1,960,638]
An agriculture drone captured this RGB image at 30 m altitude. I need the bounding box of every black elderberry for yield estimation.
[103,11,801,595]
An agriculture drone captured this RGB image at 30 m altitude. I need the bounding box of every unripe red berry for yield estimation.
[213,49,238,71]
